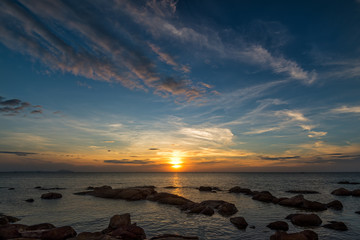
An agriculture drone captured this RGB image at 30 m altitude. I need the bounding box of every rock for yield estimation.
[285,190,319,194]
[77,186,156,201]
[270,230,318,240]
[301,200,327,211]
[164,186,178,189]
[41,192,62,199]
[71,231,105,240]
[147,192,193,206]
[338,181,359,185]
[252,191,275,203]
[108,214,131,229]
[323,221,348,231]
[356,211,360,214]
[8,188,15,190]
[86,186,95,190]
[286,213,322,227]
[34,186,42,189]
[0,224,28,239]
[217,202,238,216]
[326,200,343,210]
[41,226,77,240]
[200,207,214,216]
[26,223,55,231]
[109,223,146,240]
[94,185,112,191]
[230,217,248,229]
[199,186,213,192]
[25,198,34,203]
[228,186,252,195]
[278,195,304,207]
[0,215,20,224]
[266,221,289,231]
[39,187,66,191]
[150,234,199,240]
[352,189,360,196]
[331,188,352,196]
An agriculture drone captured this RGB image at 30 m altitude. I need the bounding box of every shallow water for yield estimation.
[1,172,360,239]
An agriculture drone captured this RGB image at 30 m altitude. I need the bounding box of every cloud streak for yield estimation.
[0,96,42,116]
[0,151,37,156]
[104,159,153,165]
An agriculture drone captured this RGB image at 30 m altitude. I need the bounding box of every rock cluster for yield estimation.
[331,188,360,196]
[198,186,220,192]
[270,230,318,240]
[229,186,342,211]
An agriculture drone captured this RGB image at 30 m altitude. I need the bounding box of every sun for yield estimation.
[169,151,183,169]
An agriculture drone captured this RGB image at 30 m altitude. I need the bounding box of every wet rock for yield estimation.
[266,221,289,231]
[331,188,352,196]
[108,213,131,229]
[41,192,62,199]
[41,226,77,240]
[301,200,327,211]
[150,234,199,240]
[34,186,42,189]
[0,215,20,224]
[338,181,359,185]
[26,223,55,230]
[228,186,252,195]
[86,186,95,190]
[164,186,178,189]
[286,190,319,194]
[39,187,66,191]
[200,207,215,216]
[286,213,322,227]
[25,198,34,203]
[0,224,28,239]
[218,202,238,216]
[270,230,318,240]
[230,217,248,229]
[109,223,146,240]
[70,231,106,240]
[352,189,360,196]
[198,186,219,192]
[356,211,360,214]
[94,185,112,191]
[323,221,348,231]
[326,200,343,210]
[278,195,304,207]
[8,188,15,190]
[252,191,276,203]
[147,192,193,206]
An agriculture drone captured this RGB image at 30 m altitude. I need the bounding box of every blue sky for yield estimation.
[1,0,360,171]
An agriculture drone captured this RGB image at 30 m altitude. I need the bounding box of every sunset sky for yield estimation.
[1,0,360,172]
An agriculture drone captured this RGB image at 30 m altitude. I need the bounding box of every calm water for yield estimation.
[1,172,360,239]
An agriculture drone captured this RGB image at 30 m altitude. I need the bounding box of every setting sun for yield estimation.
[170,151,183,169]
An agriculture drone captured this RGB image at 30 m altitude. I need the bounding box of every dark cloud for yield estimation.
[0,96,42,116]
[104,159,153,165]
[260,156,300,161]
[0,0,207,101]
[0,151,37,156]
[148,148,159,150]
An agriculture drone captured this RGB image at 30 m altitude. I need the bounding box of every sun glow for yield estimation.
[169,151,183,169]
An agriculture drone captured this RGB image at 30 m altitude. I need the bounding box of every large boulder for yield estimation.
[218,202,238,216]
[41,226,77,240]
[326,200,343,210]
[108,223,146,240]
[301,200,327,211]
[286,214,322,227]
[0,224,27,239]
[230,217,248,229]
[41,192,62,199]
[26,223,55,231]
[267,221,289,231]
[270,230,318,240]
[108,214,131,229]
[331,188,352,196]
[323,221,348,231]
[278,195,305,207]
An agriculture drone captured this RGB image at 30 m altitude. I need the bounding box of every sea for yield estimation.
[1,172,360,240]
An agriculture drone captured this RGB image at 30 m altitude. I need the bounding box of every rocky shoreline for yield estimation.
[2,182,360,240]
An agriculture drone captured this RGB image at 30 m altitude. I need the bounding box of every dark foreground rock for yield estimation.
[285,190,319,194]
[150,234,199,239]
[326,200,343,210]
[0,215,20,225]
[41,226,77,240]
[41,192,62,199]
[230,217,248,229]
[267,221,289,231]
[270,230,318,240]
[331,188,352,196]
[286,214,322,227]
[323,221,348,231]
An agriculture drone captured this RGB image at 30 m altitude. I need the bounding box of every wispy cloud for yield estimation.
[0,151,37,156]
[104,159,153,165]
[276,110,309,121]
[180,127,233,143]
[244,127,281,135]
[332,106,360,114]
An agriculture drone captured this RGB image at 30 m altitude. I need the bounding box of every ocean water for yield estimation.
[1,172,360,239]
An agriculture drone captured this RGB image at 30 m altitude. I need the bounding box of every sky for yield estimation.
[1,0,360,172]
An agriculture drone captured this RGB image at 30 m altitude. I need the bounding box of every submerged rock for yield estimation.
[150,234,199,240]
[266,221,289,231]
[286,190,319,194]
[25,198,34,203]
[198,186,220,192]
[323,221,348,231]
[228,186,252,195]
[331,188,352,196]
[41,192,62,199]
[270,230,318,240]
[286,213,322,227]
[230,217,248,229]
[147,192,193,206]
